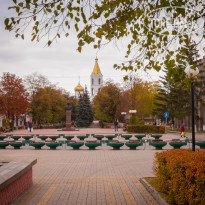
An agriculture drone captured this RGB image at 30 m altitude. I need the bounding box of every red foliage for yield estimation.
[0,73,30,120]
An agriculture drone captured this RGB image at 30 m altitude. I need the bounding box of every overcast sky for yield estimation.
[0,1,163,96]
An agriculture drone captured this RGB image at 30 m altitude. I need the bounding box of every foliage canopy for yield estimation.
[4,0,205,75]
[0,72,30,121]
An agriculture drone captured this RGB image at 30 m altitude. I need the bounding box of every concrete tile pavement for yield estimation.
[3,147,160,205]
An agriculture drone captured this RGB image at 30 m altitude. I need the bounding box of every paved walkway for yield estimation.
[2,147,159,205]
[1,128,204,205]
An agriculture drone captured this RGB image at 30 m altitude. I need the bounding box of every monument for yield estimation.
[62,101,77,131]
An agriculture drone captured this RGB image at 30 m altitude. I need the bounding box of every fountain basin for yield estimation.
[169,141,187,149]
[149,140,167,150]
[10,142,23,149]
[85,141,101,150]
[64,136,75,140]
[196,141,205,149]
[11,136,21,141]
[0,136,7,140]
[106,135,117,140]
[125,140,143,150]
[134,134,146,140]
[67,142,84,150]
[46,142,61,150]
[122,135,132,140]
[93,135,104,140]
[38,136,48,140]
[150,134,163,140]
[29,142,45,150]
[107,141,124,150]
[49,136,59,141]
[0,142,9,149]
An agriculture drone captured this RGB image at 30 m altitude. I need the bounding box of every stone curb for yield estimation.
[139,178,169,205]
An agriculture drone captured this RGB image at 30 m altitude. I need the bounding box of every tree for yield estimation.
[4,1,204,75]
[31,86,67,124]
[120,76,157,120]
[84,87,94,124]
[0,73,30,125]
[24,72,54,96]
[75,87,93,127]
[93,81,121,122]
[153,68,190,121]
[153,40,205,127]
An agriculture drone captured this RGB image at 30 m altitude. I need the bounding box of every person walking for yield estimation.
[180,122,185,137]
[28,121,33,132]
[114,120,118,132]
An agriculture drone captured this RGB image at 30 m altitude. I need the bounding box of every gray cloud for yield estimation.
[0,0,161,96]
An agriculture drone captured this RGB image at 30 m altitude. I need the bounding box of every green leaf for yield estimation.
[16,6,20,12]
[18,2,23,7]
[46,8,52,13]
[26,3,30,9]
[78,39,84,46]
[4,18,9,26]
[77,46,82,52]
[75,24,79,32]
[31,35,36,41]
[75,17,80,22]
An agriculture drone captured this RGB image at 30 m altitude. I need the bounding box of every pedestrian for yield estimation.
[180,122,185,138]
[114,120,118,132]
[28,121,33,132]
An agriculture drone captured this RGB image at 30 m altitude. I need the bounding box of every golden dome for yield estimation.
[74,82,84,92]
[92,57,101,75]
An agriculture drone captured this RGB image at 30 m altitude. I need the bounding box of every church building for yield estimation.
[74,82,84,98]
[90,57,103,99]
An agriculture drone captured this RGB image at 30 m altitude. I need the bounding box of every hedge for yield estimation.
[154,150,205,205]
[127,125,165,133]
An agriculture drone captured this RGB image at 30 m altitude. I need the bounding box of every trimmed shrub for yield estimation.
[154,150,205,205]
[127,125,165,133]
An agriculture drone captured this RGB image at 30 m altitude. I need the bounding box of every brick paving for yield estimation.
[2,148,158,205]
[1,128,205,205]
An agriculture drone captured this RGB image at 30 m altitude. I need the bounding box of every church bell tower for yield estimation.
[90,58,103,99]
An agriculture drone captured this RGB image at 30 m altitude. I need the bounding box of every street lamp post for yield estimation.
[129,110,137,124]
[129,110,137,114]
[185,66,199,151]
[121,112,127,123]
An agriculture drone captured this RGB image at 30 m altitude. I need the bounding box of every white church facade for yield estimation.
[90,58,103,99]
[74,58,103,99]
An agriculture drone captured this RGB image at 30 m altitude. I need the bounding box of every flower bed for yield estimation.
[154,149,205,205]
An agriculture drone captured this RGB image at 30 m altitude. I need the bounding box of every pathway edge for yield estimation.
[139,178,169,205]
